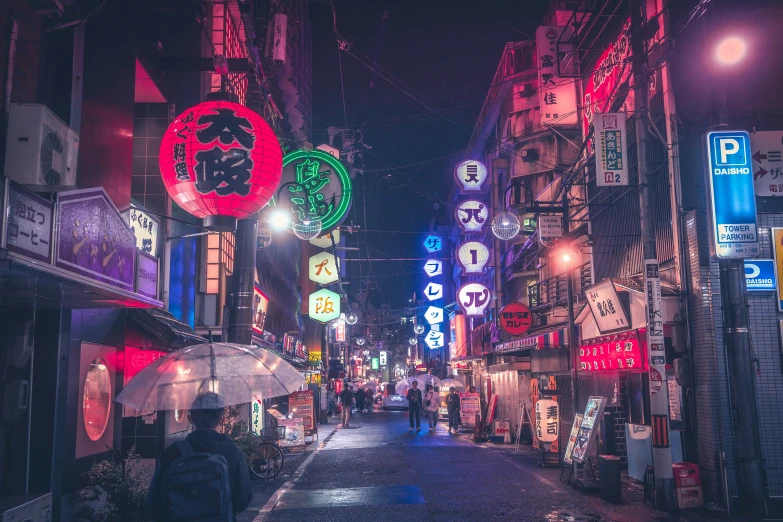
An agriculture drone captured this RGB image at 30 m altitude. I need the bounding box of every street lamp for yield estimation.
[270,210,290,229]
[715,36,747,66]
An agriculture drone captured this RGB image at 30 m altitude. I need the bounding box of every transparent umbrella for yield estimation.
[395,375,441,396]
[116,343,305,412]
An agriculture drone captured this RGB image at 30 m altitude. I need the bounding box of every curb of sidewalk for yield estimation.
[252,421,340,521]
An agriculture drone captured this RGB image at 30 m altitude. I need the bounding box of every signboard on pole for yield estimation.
[744,259,776,291]
[594,112,629,186]
[571,396,607,464]
[535,26,578,126]
[538,215,563,239]
[750,131,783,196]
[644,260,666,394]
[585,279,630,334]
[705,130,759,259]
[379,351,387,365]
[498,302,532,336]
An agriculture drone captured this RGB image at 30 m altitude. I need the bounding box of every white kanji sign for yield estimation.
[309,288,341,323]
[309,251,339,285]
[423,259,443,277]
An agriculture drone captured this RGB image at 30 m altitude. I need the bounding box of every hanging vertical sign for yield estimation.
[457,282,492,317]
[455,199,489,233]
[705,130,759,259]
[456,241,491,274]
[454,160,488,192]
[535,399,559,443]
[423,282,443,301]
[644,260,665,394]
[423,235,443,253]
[535,26,578,126]
[594,112,629,186]
[423,259,443,277]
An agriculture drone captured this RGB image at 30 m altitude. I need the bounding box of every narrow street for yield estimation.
[253,411,704,522]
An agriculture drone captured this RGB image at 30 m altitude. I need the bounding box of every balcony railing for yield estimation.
[528,262,592,310]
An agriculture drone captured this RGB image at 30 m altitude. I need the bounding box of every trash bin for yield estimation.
[599,455,622,503]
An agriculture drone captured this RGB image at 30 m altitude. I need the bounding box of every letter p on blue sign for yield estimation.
[711,133,749,166]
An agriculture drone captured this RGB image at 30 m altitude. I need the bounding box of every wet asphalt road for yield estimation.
[251,410,727,522]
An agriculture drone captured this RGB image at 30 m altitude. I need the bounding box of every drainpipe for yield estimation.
[5,17,19,114]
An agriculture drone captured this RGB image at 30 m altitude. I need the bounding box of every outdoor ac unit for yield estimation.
[0,493,52,522]
[3,104,79,190]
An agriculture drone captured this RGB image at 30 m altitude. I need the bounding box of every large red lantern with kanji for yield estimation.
[159,97,282,229]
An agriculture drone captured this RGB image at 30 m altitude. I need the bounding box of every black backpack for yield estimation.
[163,440,233,521]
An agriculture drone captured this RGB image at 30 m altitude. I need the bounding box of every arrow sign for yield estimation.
[755,166,768,180]
[753,150,768,163]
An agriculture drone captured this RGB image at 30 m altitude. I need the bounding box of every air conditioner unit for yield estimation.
[4,104,78,190]
[0,493,52,522]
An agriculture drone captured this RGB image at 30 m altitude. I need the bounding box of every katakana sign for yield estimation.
[424,306,444,325]
[274,149,353,234]
[751,131,783,196]
[456,241,490,274]
[499,302,532,336]
[454,160,488,192]
[425,330,445,350]
[455,199,489,233]
[308,251,339,285]
[423,259,443,277]
[457,282,491,317]
[308,288,341,323]
[594,112,629,186]
[423,235,443,253]
[423,282,443,301]
[309,230,340,249]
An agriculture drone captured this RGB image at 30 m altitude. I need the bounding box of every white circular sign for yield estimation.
[454,160,488,192]
[457,241,490,274]
[455,199,489,233]
[457,282,491,317]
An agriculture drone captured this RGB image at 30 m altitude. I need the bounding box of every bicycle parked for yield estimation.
[248,426,286,479]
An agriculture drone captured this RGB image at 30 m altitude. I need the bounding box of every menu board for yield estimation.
[459,393,481,427]
[289,390,315,433]
[571,396,607,464]
[563,414,584,465]
[278,418,305,447]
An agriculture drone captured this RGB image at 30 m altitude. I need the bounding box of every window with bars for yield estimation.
[206,232,235,294]
[211,2,247,105]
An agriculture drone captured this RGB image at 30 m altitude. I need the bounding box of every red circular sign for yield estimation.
[159,100,282,221]
[499,302,533,336]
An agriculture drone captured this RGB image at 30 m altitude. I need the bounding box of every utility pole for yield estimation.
[491,159,509,319]
[562,188,580,478]
[630,0,674,509]
[715,79,769,516]
[226,218,258,344]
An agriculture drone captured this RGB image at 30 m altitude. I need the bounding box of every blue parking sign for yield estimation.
[705,130,759,259]
[744,260,776,291]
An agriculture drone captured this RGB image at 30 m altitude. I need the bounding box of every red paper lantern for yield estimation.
[159,98,282,228]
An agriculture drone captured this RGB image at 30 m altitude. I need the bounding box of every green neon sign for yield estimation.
[275,149,352,233]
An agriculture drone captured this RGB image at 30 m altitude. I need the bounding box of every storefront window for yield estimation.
[83,357,112,441]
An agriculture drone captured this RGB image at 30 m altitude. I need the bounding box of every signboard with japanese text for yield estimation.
[425,330,445,350]
[56,188,136,291]
[252,400,263,435]
[705,130,759,259]
[424,306,444,325]
[644,260,666,394]
[127,204,159,256]
[457,282,492,317]
[309,230,340,249]
[535,26,578,126]
[379,351,387,365]
[594,112,629,186]
[456,241,490,274]
[582,19,631,153]
[135,251,159,299]
[335,316,346,342]
[423,282,443,301]
[772,229,783,311]
[563,414,584,465]
[278,417,305,447]
[455,199,489,233]
[308,288,340,323]
[538,215,562,239]
[585,279,630,334]
[535,399,559,443]
[289,390,315,433]
[498,302,532,336]
[309,251,339,285]
[253,285,269,334]
[750,131,783,196]
[579,335,646,372]
[5,182,53,263]
[571,396,607,464]
[459,392,480,427]
[454,160,488,193]
[423,259,442,277]
[745,259,776,291]
[423,235,443,253]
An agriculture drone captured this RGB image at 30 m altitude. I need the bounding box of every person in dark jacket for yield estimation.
[355,387,366,414]
[339,385,355,427]
[446,386,461,434]
[406,380,422,431]
[147,392,251,521]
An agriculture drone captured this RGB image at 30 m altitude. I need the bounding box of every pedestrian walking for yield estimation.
[406,380,422,431]
[446,386,461,434]
[423,384,441,431]
[339,385,355,427]
[147,392,251,521]
[355,387,366,414]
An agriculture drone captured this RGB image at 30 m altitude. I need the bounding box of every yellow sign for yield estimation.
[773,228,783,311]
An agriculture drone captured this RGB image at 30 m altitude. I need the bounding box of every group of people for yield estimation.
[334,384,376,427]
[404,380,463,434]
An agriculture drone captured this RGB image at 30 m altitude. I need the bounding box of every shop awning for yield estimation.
[494,324,570,353]
[127,308,206,350]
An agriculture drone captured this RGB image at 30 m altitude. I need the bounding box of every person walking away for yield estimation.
[147,392,251,522]
[355,387,366,414]
[446,386,461,434]
[423,384,441,431]
[339,385,355,427]
[406,381,422,431]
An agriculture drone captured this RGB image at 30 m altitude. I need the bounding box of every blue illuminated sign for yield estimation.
[744,259,776,291]
[705,130,759,259]
[423,235,443,253]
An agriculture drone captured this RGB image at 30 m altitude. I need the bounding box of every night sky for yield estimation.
[310,0,547,307]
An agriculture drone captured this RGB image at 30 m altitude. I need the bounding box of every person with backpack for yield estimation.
[339,384,355,427]
[355,387,366,414]
[446,386,461,434]
[406,380,422,431]
[147,392,251,522]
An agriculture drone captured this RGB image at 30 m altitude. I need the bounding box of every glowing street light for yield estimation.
[270,210,290,229]
[561,252,572,263]
[715,36,747,66]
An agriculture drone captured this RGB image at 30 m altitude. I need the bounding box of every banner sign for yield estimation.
[744,259,776,291]
[644,260,666,394]
[705,130,759,259]
[580,334,646,372]
[5,182,54,263]
[571,396,607,464]
[594,112,629,186]
[585,279,630,334]
[538,215,562,239]
[535,26,578,126]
